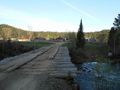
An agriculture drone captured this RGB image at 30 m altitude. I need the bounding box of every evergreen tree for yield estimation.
[76,19,85,48]
[113,14,120,29]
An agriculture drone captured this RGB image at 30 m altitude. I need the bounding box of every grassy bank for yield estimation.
[85,43,108,59]
[64,42,109,64]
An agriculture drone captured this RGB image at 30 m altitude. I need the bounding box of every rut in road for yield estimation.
[17,45,59,74]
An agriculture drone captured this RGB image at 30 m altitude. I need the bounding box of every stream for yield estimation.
[75,62,120,90]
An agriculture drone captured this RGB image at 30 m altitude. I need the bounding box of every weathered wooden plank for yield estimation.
[49,47,77,77]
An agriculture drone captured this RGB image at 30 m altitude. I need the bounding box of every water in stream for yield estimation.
[75,62,120,90]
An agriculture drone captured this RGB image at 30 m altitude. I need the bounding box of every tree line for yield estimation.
[0,24,111,43]
[0,24,67,40]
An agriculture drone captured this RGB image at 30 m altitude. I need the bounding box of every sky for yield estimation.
[0,0,120,32]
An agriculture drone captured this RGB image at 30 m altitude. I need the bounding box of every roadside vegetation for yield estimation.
[0,40,52,60]
[85,42,109,62]
[65,42,109,64]
[0,40,33,60]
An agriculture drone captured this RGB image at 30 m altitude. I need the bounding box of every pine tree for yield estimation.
[113,14,120,29]
[76,19,85,48]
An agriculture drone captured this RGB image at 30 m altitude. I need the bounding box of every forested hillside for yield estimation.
[85,30,110,43]
[0,24,67,40]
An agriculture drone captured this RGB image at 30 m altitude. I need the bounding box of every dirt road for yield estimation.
[0,44,76,90]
